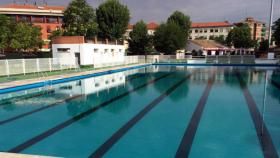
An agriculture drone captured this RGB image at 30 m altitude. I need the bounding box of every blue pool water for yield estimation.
[0,65,280,158]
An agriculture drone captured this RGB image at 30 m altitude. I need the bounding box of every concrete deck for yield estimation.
[0,64,147,90]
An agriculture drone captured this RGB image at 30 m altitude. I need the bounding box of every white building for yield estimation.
[189,21,233,40]
[52,36,125,67]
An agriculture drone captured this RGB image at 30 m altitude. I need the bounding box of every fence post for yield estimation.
[49,58,52,72]
[22,59,26,75]
[36,58,40,72]
[5,59,10,77]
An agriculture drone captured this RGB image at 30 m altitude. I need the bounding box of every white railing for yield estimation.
[0,58,78,77]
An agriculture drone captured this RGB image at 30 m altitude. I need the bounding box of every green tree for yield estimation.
[0,15,12,52]
[153,23,187,54]
[210,35,226,44]
[49,29,64,40]
[10,23,43,51]
[63,0,98,39]
[128,20,152,55]
[226,24,255,48]
[96,0,130,39]
[273,18,280,46]
[258,40,269,51]
[167,11,191,38]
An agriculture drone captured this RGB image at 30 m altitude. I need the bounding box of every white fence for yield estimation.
[0,58,78,77]
[93,56,147,68]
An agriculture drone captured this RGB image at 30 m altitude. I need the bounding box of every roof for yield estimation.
[191,21,232,28]
[190,40,229,50]
[127,22,159,30]
[147,22,159,30]
[0,4,65,11]
[52,36,85,44]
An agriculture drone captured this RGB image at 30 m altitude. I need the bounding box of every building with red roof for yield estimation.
[0,3,65,52]
[190,21,233,40]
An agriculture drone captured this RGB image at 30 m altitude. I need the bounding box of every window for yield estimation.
[204,29,207,33]
[200,29,203,33]
[94,49,99,53]
[215,29,219,32]
[210,29,214,33]
[31,16,44,23]
[46,16,58,23]
[195,29,199,33]
[57,48,70,52]
[18,15,30,22]
[47,26,52,33]
[119,49,122,53]
[220,28,223,32]
[111,49,114,52]
[105,49,108,53]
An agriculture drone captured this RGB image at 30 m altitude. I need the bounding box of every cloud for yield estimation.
[1,0,279,24]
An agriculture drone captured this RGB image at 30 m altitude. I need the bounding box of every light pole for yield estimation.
[268,0,274,47]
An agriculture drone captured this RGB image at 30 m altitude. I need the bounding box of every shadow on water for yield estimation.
[268,70,280,103]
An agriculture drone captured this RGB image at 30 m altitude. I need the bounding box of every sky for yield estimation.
[0,0,279,24]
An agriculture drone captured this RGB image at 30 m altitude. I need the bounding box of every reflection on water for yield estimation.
[1,66,280,112]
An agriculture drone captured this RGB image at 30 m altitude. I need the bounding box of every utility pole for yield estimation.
[268,0,274,47]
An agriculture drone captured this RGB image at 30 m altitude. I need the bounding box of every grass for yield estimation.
[0,63,139,84]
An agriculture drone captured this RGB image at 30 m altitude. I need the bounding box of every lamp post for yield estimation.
[268,0,274,47]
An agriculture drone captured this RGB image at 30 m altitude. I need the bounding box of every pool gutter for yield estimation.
[153,63,280,67]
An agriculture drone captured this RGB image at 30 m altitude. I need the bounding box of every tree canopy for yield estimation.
[96,0,130,39]
[153,23,187,54]
[273,18,280,46]
[63,0,98,39]
[10,23,43,51]
[226,24,255,48]
[167,11,191,38]
[0,15,11,51]
[0,15,43,52]
[128,20,153,55]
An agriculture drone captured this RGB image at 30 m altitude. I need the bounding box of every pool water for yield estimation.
[0,65,280,158]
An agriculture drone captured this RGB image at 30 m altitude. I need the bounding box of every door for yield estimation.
[75,52,81,65]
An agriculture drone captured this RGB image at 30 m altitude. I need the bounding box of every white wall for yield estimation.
[52,43,125,66]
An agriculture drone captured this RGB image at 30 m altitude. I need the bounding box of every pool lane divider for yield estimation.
[89,73,193,158]
[236,72,279,158]
[8,73,172,153]
[175,76,214,158]
[0,64,151,95]
[0,72,161,126]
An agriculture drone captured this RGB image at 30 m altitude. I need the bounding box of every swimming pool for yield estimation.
[0,65,280,158]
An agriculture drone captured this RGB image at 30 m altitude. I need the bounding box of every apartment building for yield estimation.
[236,17,267,42]
[189,21,233,40]
[0,3,65,52]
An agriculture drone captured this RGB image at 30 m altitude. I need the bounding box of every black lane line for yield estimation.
[8,73,172,153]
[175,78,214,158]
[236,72,279,158]
[271,80,280,90]
[0,95,84,125]
[0,73,155,126]
[89,73,192,158]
